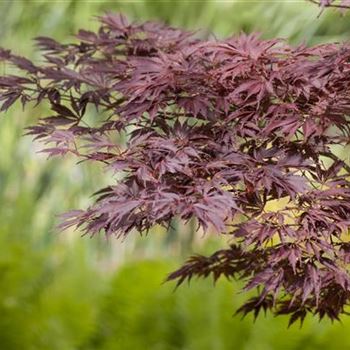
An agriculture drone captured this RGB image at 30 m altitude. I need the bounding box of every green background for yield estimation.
[1,1,350,349]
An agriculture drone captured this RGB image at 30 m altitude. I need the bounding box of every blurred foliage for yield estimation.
[1,0,350,349]
[83,261,350,350]
[2,257,349,350]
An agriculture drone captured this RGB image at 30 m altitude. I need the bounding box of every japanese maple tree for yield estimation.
[1,11,350,325]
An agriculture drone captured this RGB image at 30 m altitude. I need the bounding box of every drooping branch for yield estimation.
[1,13,350,325]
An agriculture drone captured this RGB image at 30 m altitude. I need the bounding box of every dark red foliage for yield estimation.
[2,13,350,325]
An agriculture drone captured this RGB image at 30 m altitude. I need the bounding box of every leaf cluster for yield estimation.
[2,13,350,324]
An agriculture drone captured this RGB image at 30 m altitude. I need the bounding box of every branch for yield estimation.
[308,0,350,10]
[320,151,350,174]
